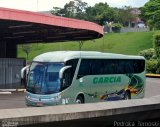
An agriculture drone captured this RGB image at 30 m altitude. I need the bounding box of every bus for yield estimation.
[24,51,146,106]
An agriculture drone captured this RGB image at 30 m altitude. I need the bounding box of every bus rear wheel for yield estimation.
[76,96,84,104]
[124,91,131,100]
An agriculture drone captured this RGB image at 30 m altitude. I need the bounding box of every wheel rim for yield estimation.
[125,95,129,100]
[76,99,82,104]
[124,92,129,100]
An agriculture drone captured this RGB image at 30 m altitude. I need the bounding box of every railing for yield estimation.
[120,27,149,33]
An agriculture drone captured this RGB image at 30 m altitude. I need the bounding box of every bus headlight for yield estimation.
[50,97,56,101]
[26,95,31,99]
[51,94,61,101]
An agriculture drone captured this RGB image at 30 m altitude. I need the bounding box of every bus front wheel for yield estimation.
[76,95,84,104]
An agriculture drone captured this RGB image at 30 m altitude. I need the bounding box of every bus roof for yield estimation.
[33,51,145,62]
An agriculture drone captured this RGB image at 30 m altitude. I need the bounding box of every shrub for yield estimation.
[153,31,160,58]
[146,59,158,74]
[112,23,123,33]
[152,31,160,74]
[139,48,159,74]
[138,48,156,60]
[156,59,160,74]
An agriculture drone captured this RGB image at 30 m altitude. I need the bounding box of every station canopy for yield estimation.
[0,8,104,44]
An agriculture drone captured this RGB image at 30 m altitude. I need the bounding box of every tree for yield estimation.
[92,2,117,25]
[74,0,88,19]
[117,6,137,27]
[51,1,137,27]
[51,0,88,19]
[51,1,118,25]
[51,7,61,15]
[140,0,160,30]
[85,6,97,22]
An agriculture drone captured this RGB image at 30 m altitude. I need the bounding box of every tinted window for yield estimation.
[77,59,145,78]
[91,59,104,75]
[77,59,91,78]
[103,60,119,74]
[65,59,78,78]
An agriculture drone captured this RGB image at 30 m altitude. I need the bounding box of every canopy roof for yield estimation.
[0,8,103,44]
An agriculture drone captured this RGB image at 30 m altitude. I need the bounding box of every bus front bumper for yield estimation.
[25,92,61,107]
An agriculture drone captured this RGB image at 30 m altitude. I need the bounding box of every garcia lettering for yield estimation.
[93,76,121,84]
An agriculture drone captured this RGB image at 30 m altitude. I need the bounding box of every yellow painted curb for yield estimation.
[146,74,160,78]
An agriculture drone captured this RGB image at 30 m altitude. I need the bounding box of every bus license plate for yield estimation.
[37,102,43,106]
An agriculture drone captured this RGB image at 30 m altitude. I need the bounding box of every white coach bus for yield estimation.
[23,51,146,106]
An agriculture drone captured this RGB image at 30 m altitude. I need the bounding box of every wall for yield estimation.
[0,58,25,89]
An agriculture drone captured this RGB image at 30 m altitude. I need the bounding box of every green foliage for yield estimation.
[156,61,160,74]
[138,48,156,60]
[51,1,137,26]
[138,48,159,74]
[51,7,61,15]
[117,6,137,27]
[153,30,160,58]
[51,0,88,19]
[146,59,158,74]
[92,2,116,25]
[153,30,160,74]
[112,23,123,33]
[138,30,160,74]
[140,0,160,30]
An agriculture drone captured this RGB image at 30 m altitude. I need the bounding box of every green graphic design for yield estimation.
[86,75,144,101]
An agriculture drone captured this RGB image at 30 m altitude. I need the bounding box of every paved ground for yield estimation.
[145,77,160,98]
[0,78,159,109]
[0,92,26,109]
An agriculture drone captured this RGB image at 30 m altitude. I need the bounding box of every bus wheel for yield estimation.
[76,96,84,104]
[124,91,131,100]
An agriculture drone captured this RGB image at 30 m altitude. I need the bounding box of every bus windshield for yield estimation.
[27,62,63,94]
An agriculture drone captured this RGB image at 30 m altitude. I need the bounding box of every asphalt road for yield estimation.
[0,78,159,109]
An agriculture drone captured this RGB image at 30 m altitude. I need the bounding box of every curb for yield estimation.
[16,89,26,92]
[146,74,160,78]
[0,92,12,94]
[0,89,26,93]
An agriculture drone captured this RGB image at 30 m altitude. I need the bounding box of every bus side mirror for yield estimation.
[21,65,30,79]
[21,65,30,88]
[59,66,72,89]
[59,66,72,79]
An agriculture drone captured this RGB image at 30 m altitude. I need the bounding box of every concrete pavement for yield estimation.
[0,78,159,109]
[0,95,160,127]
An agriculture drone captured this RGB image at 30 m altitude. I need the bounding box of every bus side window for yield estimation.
[62,69,72,90]
[103,60,111,74]
[103,60,118,74]
[133,60,145,73]
[65,59,78,82]
[117,60,125,74]
[77,59,91,79]
[91,59,104,75]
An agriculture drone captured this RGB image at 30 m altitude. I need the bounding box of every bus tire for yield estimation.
[76,95,84,104]
[124,91,131,100]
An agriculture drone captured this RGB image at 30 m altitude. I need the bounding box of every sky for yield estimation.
[0,0,149,12]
